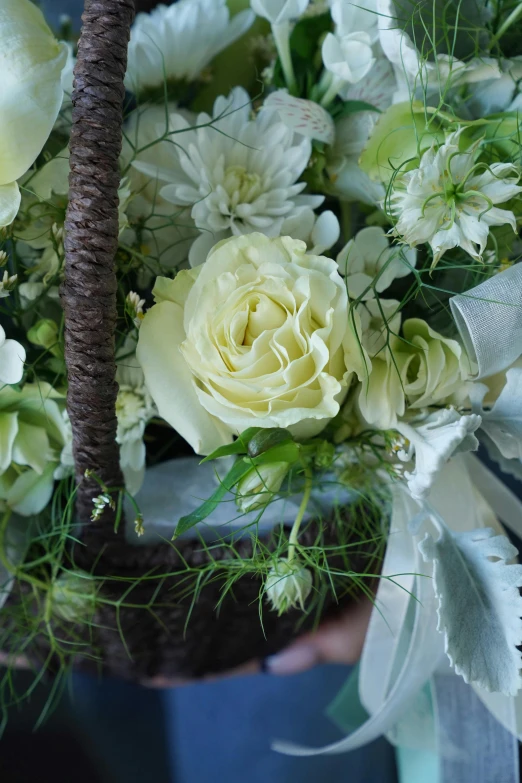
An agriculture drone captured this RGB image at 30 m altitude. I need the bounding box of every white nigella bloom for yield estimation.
[336,226,416,300]
[132,88,322,267]
[125,0,254,93]
[116,350,157,496]
[0,325,25,385]
[390,130,522,266]
[394,408,482,500]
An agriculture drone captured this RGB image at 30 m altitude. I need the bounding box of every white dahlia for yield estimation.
[125,0,254,93]
[132,88,322,266]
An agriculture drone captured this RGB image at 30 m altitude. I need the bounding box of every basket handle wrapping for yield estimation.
[62,0,135,533]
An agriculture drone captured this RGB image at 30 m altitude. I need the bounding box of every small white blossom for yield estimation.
[321,31,375,96]
[357,297,401,357]
[0,271,17,298]
[91,493,115,522]
[265,558,313,614]
[0,324,25,385]
[394,408,482,501]
[134,515,145,537]
[125,0,254,92]
[336,226,416,300]
[390,130,522,266]
[126,291,146,328]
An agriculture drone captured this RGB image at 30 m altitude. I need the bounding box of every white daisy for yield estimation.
[132,88,322,263]
[390,130,522,266]
[125,0,254,93]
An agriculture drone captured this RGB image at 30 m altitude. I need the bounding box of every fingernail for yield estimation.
[263,644,318,675]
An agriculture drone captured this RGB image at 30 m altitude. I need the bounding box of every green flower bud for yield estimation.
[50,571,97,623]
[236,461,289,512]
[314,440,335,469]
[247,427,292,458]
[27,318,62,358]
[265,559,313,615]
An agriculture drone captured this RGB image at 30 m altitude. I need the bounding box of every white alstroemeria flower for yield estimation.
[0,0,68,228]
[357,297,401,357]
[328,58,397,203]
[330,0,378,41]
[394,408,482,500]
[251,0,309,24]
[125,0,254,92]
[377,0,500,103]
[0,325,25,385]
[263,91,335,145]
[133,88,321,264]
[321,31,375,100]
[116,351,157,496]
[282,209,340,254]
[390,130,522,265]
[336,226,416,299]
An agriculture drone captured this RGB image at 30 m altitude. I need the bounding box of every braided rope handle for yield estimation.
[62,0,135,530]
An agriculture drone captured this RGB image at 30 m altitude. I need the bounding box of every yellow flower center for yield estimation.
[224,165,263,206]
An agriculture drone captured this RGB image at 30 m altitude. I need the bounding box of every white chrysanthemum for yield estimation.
[125,0,254,92]
[390,131,522,265]
[132,88,322,261]
[336,226,416,300]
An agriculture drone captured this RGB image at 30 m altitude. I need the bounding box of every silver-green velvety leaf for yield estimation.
[419,525,522,696]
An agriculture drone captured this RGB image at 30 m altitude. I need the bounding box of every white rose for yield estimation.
[137,233,366,455]
[0,0,68,227]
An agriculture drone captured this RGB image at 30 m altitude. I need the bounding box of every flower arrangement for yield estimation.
[2,0,522,764]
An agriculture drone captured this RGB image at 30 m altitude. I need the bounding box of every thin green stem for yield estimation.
[287,467,313,564]
[272,22,298,95]
[490,2,522,48]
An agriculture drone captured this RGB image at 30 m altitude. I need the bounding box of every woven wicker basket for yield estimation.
[13,0,369,681]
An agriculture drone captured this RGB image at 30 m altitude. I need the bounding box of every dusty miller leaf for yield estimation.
[419,524,522,696]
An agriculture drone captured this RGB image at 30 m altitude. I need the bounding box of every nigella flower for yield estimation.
[125,0,254,93]
[132,88,323,266]
[389,130,522,267]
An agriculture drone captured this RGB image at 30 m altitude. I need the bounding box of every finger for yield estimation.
[263,598,373,676]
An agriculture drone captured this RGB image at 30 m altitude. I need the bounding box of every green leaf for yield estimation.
[249,442,300,466]
[359,101,445,185]
[173,459,252,537]
[201,427,263,462]
[333,100,381,119]
[247,428,292,457]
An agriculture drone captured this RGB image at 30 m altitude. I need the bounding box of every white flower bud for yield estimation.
[265,558,313,614]
[236,462,289,513]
